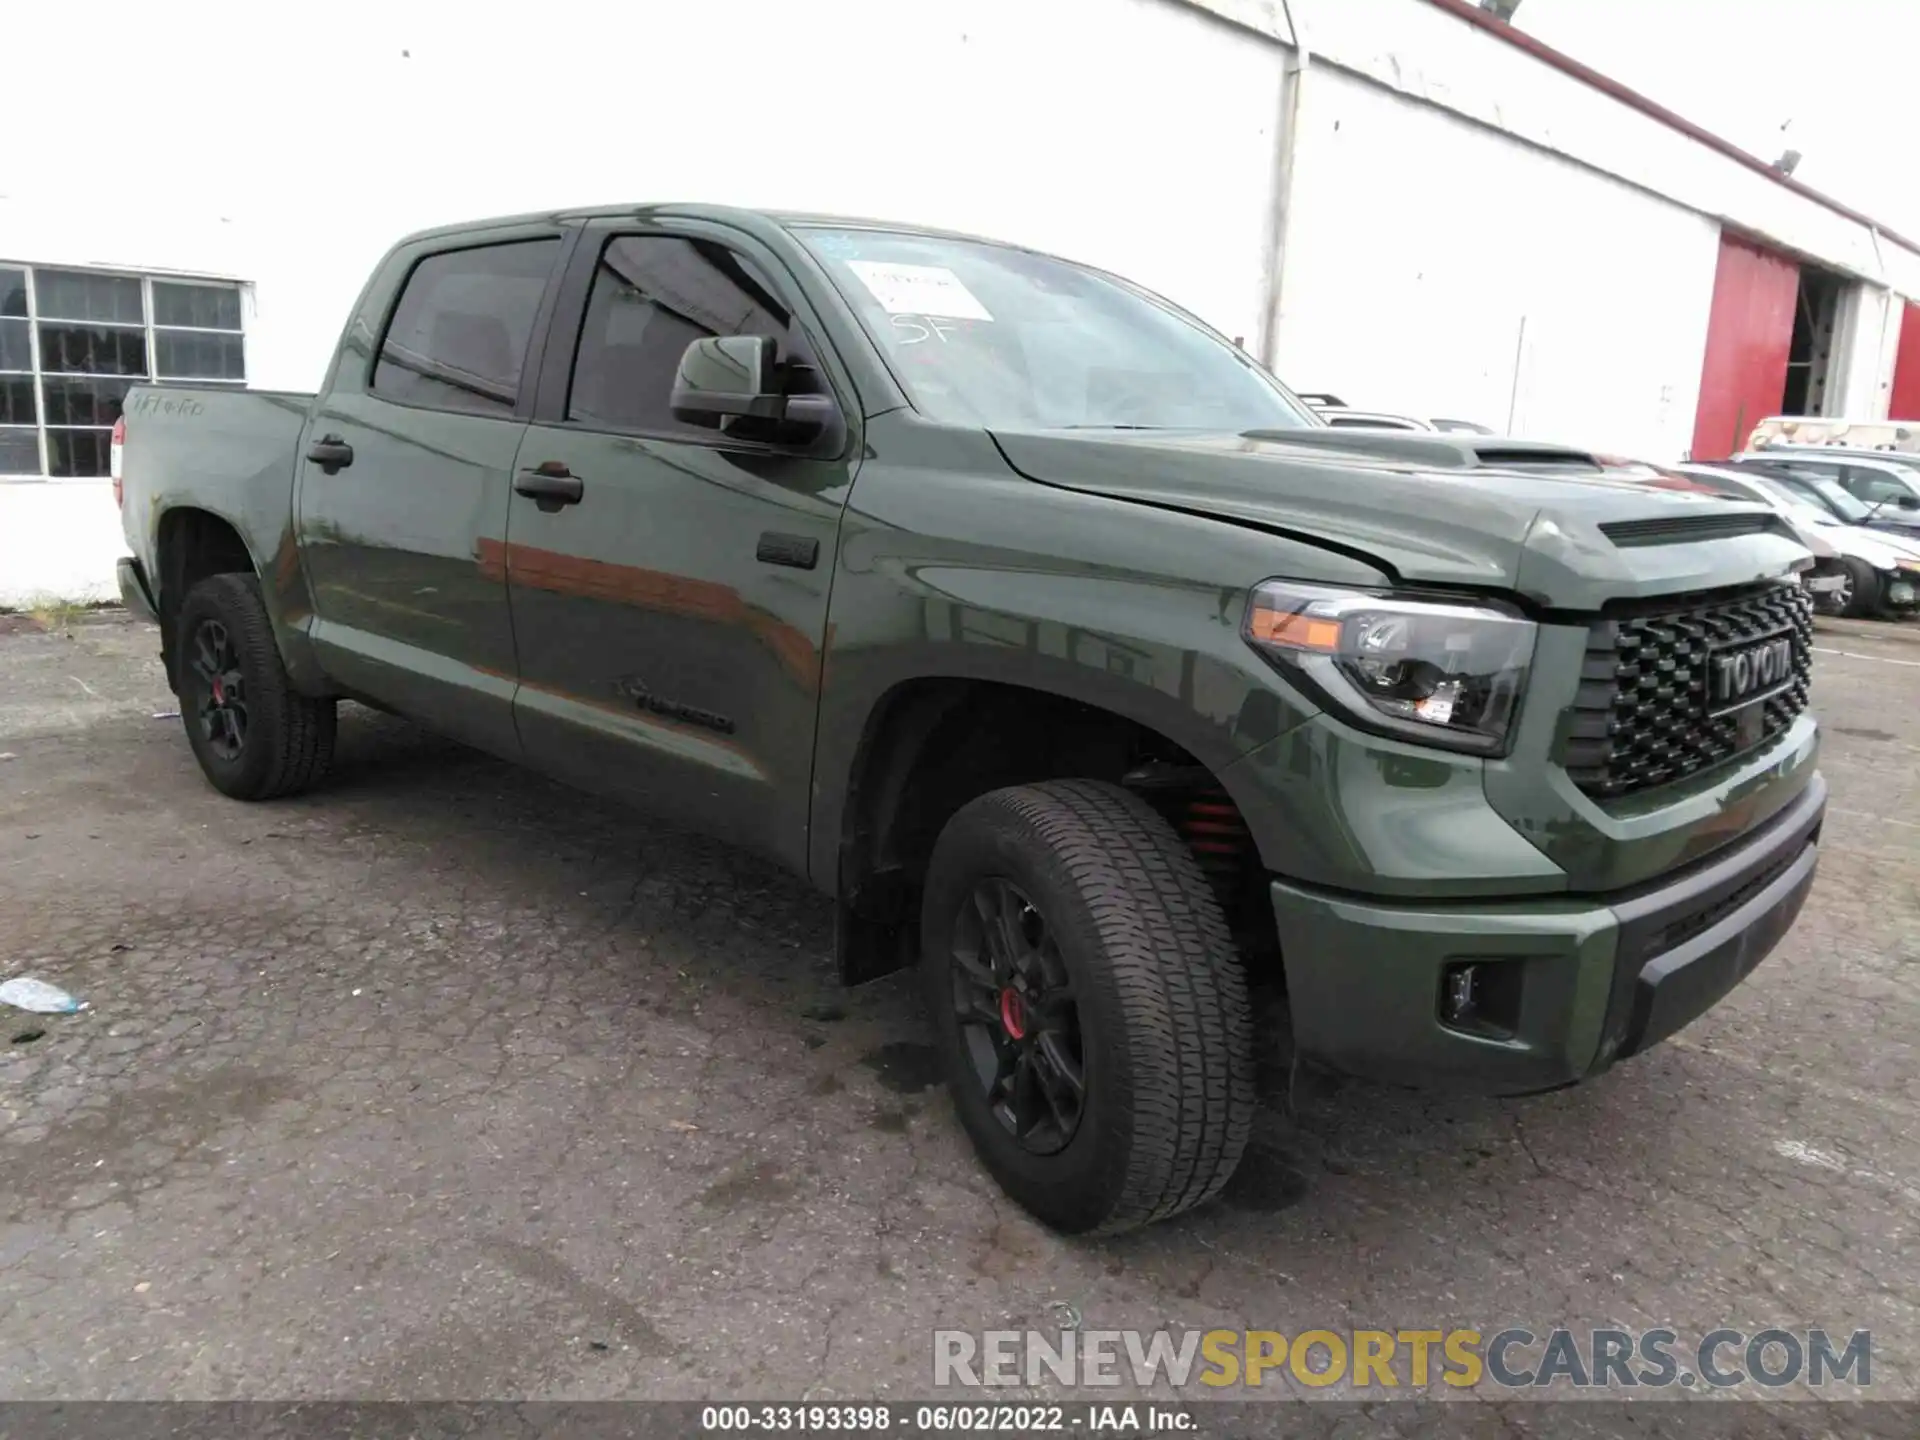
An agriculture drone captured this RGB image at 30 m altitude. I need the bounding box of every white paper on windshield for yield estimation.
[847,262,993,321]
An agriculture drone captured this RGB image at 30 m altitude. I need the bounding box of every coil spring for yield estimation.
[1175,788,1254,901]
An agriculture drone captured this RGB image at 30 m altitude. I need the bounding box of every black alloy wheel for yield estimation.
[920,779,1254,1234]
[949,877,1086,1155]
[188,618,249,762]
[173,572,337,800]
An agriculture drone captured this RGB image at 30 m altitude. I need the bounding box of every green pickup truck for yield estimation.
[116,205,1825,1234]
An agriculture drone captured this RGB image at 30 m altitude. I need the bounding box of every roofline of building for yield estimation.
[1419,0,1920,258]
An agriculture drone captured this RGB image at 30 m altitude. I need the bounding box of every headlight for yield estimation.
[1243,581,1537,754]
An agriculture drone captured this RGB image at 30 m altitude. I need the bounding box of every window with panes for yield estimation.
[0,265,246,479]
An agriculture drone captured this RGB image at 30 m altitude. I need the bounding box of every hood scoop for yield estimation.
[1240,428,1602,472]
[1471,446,1603,472]
[1600,513,1782,547]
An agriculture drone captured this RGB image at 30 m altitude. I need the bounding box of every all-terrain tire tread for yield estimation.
[180,572,336,800]
[963,779,1255,1232]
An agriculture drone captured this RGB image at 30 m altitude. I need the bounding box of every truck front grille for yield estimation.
[1563,582,1814,800]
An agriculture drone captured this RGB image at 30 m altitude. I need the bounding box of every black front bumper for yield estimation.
[1271,771,1826,1093]
[116,556,159,624]
[1597,772,1825,1066]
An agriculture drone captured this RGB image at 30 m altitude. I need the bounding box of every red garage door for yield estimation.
[1692,233,1799,461]
[1890,302,1920,421]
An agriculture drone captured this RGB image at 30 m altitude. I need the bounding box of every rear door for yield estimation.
[296,223,570,757]
[504,219,859,873]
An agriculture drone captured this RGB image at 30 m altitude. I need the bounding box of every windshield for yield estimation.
[796,227,1319,432]
[1745,475,1838,525]
[1773,471,1873,523]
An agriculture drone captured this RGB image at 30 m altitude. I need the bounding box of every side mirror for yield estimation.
[1898,494,1919,511]
[671,335,782,425]
[669,335,837,445]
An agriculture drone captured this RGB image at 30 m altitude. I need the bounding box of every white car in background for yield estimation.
[1296,393,1495,434]
[1674,463,1920,618]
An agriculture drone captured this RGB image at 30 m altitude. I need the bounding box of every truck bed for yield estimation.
[120,383,316,578]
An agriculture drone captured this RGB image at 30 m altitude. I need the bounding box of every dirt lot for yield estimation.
[1,612,1917,1407]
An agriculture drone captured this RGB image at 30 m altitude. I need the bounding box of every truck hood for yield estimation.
[990,427,1811,610]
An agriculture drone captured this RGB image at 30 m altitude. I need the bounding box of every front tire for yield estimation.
[1838,557,1880,618]
[920,780,1255,1234]
[176,573,336,800]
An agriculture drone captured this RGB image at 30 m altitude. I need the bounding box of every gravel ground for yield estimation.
[0,611,1915,1417]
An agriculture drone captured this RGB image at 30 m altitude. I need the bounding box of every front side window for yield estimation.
[1774,469,1871,523]
[567,235,813,437]
[1744,475,1824,522]
[373,239,560,416]
[795,226,1317,433]
[1746,476,1841,528]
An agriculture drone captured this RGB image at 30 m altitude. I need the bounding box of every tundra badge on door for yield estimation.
[612,676,736,735]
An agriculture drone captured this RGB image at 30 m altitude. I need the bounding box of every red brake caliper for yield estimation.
[999,988,1027,1040]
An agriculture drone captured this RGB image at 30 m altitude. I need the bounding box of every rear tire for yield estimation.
[920,779,1255,1234]
[176,573,336,800]
[1839,557,1880,618]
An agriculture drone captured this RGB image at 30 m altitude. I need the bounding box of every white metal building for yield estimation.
[7,0,1920,603]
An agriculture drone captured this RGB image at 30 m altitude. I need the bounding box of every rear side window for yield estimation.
[566,235,820,437]
[373,239,560,416]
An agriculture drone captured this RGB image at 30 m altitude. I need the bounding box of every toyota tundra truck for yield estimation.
[115,205,1825,1234]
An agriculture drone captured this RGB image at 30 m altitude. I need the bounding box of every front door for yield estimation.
[505,224,859,873]
[295,226,567,757]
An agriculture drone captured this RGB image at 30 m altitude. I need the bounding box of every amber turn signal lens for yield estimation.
[1246,606,1342,652]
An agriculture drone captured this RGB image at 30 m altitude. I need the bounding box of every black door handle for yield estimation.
[306,435,354,474]
[514,462,584,512]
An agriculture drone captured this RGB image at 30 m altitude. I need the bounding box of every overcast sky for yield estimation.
[1517,0,1920,239]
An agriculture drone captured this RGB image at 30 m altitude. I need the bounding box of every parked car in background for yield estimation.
[1296,393,1494,434]
[1725,454,1920,536]
[1742,416,1920,515]
[1670,464,1920,618]
[1748,446,1920,511]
